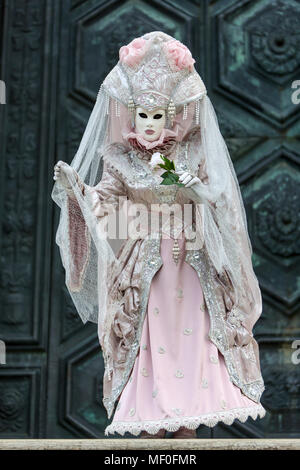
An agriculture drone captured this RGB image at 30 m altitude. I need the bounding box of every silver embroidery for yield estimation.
[243,343,257,364]
[175,369,184,378]
[158,346,165,354]
[152,389,158,398]
[202,378,209,388]
[210,354,218,364]
[176,287,184,299]
[142,344,147,350]
[183,328,193,335]
[141,367,149,377]
[227,305,244,327]
[153,307,160,316]
[221,399,227,410]
[129,407,136,416]
[172,408,183,416]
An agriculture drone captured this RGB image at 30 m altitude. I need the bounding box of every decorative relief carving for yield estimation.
[0,381,28,433]
[263,365,300,411]
[255,174,300,257]
[215,0,300,122]
[248,4,300,77]
[1,0,44,336]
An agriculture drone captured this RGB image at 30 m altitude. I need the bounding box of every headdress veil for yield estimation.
[51,31,262,349]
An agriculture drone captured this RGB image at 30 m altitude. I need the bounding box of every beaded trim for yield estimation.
[104,403,266,436]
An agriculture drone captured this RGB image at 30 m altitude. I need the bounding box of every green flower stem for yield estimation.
[157,155,185,187]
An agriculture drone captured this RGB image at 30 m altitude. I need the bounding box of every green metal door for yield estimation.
[0,0,299,438]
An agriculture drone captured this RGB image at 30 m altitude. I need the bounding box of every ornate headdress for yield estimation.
[100,32,206,127]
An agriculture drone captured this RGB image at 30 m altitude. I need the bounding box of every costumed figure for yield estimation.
[52,31,266,438]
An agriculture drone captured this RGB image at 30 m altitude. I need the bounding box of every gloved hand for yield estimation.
[53,160,78,190]
[176,170,201,188]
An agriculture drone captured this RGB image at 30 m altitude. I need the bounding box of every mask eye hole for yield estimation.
[153,114,163,119]
[139,112,148,118]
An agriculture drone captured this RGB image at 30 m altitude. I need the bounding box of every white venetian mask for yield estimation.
[134,107,166,142]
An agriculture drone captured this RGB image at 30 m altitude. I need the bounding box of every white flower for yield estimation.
[149,152,164,170]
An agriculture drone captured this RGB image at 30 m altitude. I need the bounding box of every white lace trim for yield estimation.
[104,404,266,436]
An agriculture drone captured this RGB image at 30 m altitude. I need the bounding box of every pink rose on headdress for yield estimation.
[164,39,195,72]
[119,38,147,67]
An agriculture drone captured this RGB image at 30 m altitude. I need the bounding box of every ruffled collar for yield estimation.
[123,128,178,161]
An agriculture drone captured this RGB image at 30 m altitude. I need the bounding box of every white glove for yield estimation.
[176,170,201,188]
[53,160,77,191]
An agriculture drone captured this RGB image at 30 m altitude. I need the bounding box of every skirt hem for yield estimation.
[104,403,266,436]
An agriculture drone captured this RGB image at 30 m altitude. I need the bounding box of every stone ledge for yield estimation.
[0,439,299,450]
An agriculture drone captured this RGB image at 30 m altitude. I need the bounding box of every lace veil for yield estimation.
[51,31,262,345]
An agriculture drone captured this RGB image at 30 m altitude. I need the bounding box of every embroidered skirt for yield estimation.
[104,234,266,436]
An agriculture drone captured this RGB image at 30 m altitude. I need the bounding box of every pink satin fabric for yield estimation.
[106,233,261,434]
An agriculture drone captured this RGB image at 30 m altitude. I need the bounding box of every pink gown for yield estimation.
[104,233,266,436]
